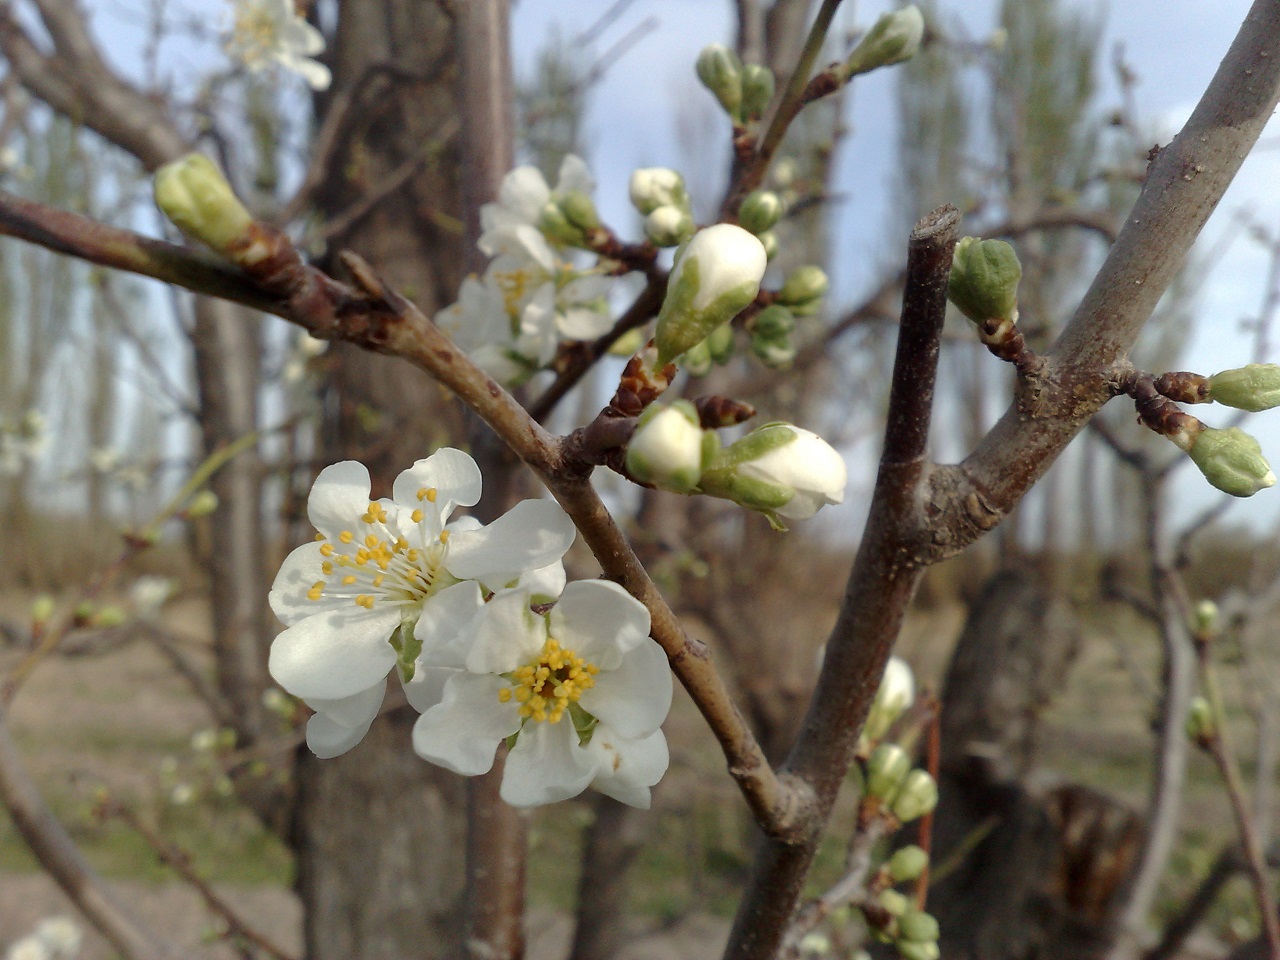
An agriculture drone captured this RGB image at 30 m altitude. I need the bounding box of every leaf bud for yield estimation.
[898,910,940,944]
[864,743,912,801]
[740,63,776,122]
[1207,363,1280,412]
[887,844,929,883]
[1186,695,1217,743]
[94,605,127,628]
[626,401,705,494]
[629,167,687,215]
[738,190,783,235]
[644,204,694,247]
[890,769,939,823]
[1186,426,1276,498]
[538,202,588,248]
[30,594,56,625]
[776,265,829,315]
[844,6,925,78]
[655,224,767,366]
[948,237,1021,326]
[696,44,744,120]
[154,154,255,258]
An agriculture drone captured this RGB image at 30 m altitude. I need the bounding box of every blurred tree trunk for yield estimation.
[291,2,475,956]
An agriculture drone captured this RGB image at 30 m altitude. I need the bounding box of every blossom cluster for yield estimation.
[434,156,617,384]
[268,448,672,808]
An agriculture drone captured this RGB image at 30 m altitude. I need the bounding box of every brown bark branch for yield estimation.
[722,205,959,960]
[0,709,180,960]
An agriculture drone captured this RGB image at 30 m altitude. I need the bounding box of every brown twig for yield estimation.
[99,799,297,960]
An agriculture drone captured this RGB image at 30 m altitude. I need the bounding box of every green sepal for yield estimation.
[569,702,599,747]
[390,616,423,684]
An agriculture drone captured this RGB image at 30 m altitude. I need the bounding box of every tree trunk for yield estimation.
[291,2,476,956]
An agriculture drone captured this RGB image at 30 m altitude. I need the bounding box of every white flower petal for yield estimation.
[307,680,386,728]
[268,605,400,700]
[269,541,347,624]
[498,166,551,224]
[579,638,672,738]
[446,498,576,584]
[279,54,332,91]
[501,720,597,807]
[555,154,595,196]
[517,562,567,602]
[304,681,385,758]
[402,663,458,713]
[412,673,521,775]
[307,461,372,539]
[557,304,612,340]
[278,17,326,56]
[392,447,482,517]
[586,726,669,809]
[466,589,546,674]
[550,580,651,667]
[414,579,485,655]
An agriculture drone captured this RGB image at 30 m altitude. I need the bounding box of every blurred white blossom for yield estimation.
[227,0,331,90]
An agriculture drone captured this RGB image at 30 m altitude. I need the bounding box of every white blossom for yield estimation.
[411,580,672,808]
[478,155,594,258]
[227,0,332,90]
[735,426,847,521]
[268,448,577,757]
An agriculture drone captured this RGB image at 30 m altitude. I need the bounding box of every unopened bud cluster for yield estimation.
[630,168,694,247]
[695,45,776,124]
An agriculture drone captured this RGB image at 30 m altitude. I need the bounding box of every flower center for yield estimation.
[231,10,282,67]
[497,638,599,724]
[305,488,452,610]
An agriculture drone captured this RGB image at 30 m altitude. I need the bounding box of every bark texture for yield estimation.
[291,2,473,956]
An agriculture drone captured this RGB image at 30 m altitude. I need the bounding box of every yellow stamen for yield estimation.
[411,509,424,524]
[339,530,354,544]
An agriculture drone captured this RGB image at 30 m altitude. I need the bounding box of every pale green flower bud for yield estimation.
[1193,599,1220,634]
[887,844,929,883]
[699,422,847,524]
[607,328,646,357]
[1186,695,1216,742]
[681,338,713,376]
[626,401,705,494]
[844,6,925,78]
[948,237,1021,326]
[751,333,796,369]
[878,888,910,917]
[864,656,916,743]
[897,941,941,960]
[706,321,736,365]
[741,63,776,122]
[94,605,127,628]
[154,154,254,256]
[558,190,600,234]
[759,229,780,260]
[185,489,220,518]
[629,167,686,215]
[865,743,911,801]
[898,910,940,944]
[891,769,939,823]
[30,594,56,624]
[1207,363,1280,412]
[1187,426,1276,498]
[539,203,586,247]
[696,44,744,120]
[776,265,829,315]
[645,204,694,247]
[738,190,783,235]
[750,304,795,339]
[655,224,767,365]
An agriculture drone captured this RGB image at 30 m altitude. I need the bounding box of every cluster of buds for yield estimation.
[737,189,784,261]
[695,44,776,125]
[538,183,603,251]
[863,743,938,823]
[626,412,846,527]
[630,167,694,247]
[870,886,942,960]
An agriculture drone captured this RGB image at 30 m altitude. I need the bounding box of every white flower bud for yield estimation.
[654,224,767,365]
[629,167,686,215]
[154,154,255,257]
[700,423,846,525]
[887,844,929,882]
[864,656,916,742]
[644,204,693,246]
[626,402,705,494]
